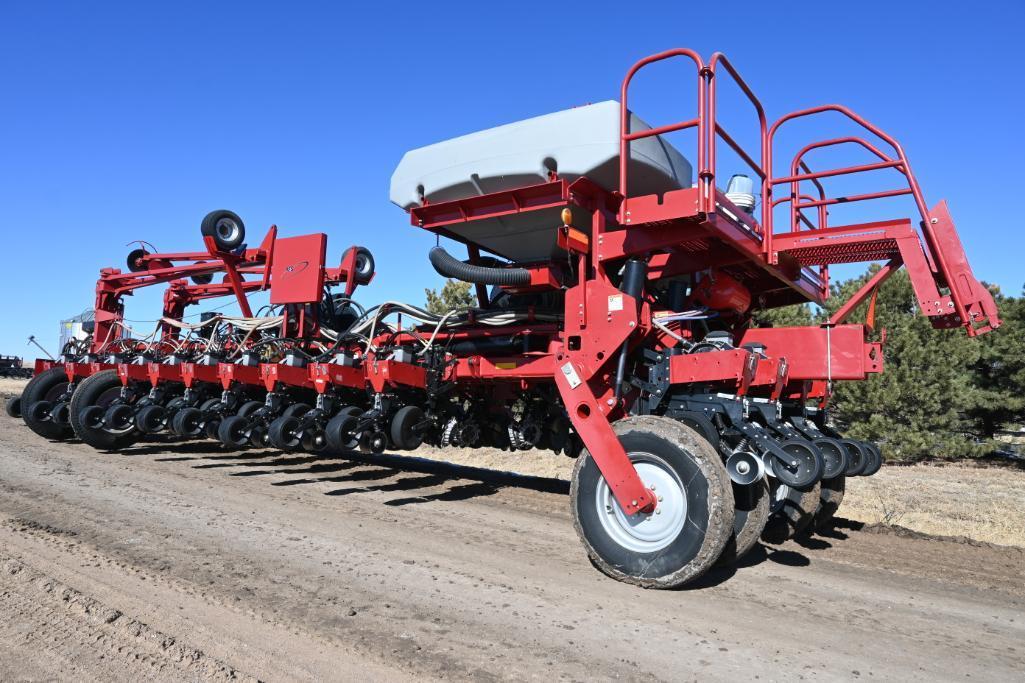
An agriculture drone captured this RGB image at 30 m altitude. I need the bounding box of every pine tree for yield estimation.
[424,279,477,315]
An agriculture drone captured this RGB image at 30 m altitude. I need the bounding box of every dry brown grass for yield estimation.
[842,462,1025,547]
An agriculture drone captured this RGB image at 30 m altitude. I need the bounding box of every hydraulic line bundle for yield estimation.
[7,49,1000,588]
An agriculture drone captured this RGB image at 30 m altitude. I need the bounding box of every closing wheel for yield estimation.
[217,415,249,448]
[570,416,734,589]
[201,210,246,251]
[760,480,822,544]
[69,370,139,450]
[860,441,883,476]
[325,406,363,451]
[840,439,868,476]
[171,407,204,437]
[716,479,771,567]
[813,437,847,480]
[135,404,167,434]
[769,439,823,490]
[5,396,22,418]
[301,430,327,453]
[268,416,302,451]
[390,405,424,450]
[21,367,75,440]
[50,401,71,426]
[813,476,846,531]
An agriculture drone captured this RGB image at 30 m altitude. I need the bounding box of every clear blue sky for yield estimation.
[1,1,1022,355]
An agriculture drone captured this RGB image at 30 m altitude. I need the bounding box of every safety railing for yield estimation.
[620,51,942,270]
[707,52,767,227]
[619,48,708,209]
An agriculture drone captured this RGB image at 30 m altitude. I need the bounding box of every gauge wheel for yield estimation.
[570,415,734,588]
[69,370,139,450]
[22,367,75,440]
[716,478,770,566]
[760,480,822,545]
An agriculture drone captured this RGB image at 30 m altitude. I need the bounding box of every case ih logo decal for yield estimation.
[283,260,309,277]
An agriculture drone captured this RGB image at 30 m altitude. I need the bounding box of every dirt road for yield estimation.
[1,411,1023,681]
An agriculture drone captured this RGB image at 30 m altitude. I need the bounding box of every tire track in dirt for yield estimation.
[1,412,1024,681]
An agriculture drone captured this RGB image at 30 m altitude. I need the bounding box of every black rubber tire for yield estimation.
[390,405,424,450]
[21,367,75,440]
[570,415,734,589]
[813,476,846,531]
[5,396,22,418]
[281,403,311,420]
[761,481,822,545]
[860,441,883,476]
[69,370,139,450]
[134,404,166,434]
[814,437,847,480]
[841,439,868,476]
[126,248,150,272]
[675,411,722,454]
[268,416,302,451]
[199,398,222,412]
[352,247,375,284]
[201,210,246,251]
[716,478,771,566]
[236,400,264,419]
[325,406,363,451]
[50,401,71,426]
[171,407,204,437]
[217,415,249,448]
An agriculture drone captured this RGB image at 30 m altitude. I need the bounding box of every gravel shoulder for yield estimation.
[0,409,1023,680]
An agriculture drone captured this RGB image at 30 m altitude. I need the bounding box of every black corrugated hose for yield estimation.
[428,246,531,286]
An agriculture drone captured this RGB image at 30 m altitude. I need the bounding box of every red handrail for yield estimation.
[619,49,706,209]
[707,53,768,225]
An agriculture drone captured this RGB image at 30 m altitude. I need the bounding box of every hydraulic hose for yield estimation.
[428,246,531,286]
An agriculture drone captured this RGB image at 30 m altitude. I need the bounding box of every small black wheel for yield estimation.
[126,248,150,272]
[840,439,867,476]
[325,411,361,452]
[191,262,214,285]
[22,367,75,440]
[860,441,883,476]
[280,402,311,420]
[571,415,734,588]
[201,210,246,251]
[813,437,847,480]
[813,476,846,531]
[199,398,222,412]
[69,370,139,450]
[761,480,822,544]
[345,246,375,284]
[770,439,823,490]
[5,396,21,418]
[171,407,204,437]
[50,401,71,426]
[716,478,770,566]
[390,405,424,450]
[104,403,134,431]
[301,430,327,453]
[236,400,264,419]
[217,415,249,448]
[204,419,222,440]
[268,416,302,451]
[135,404,166,433]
